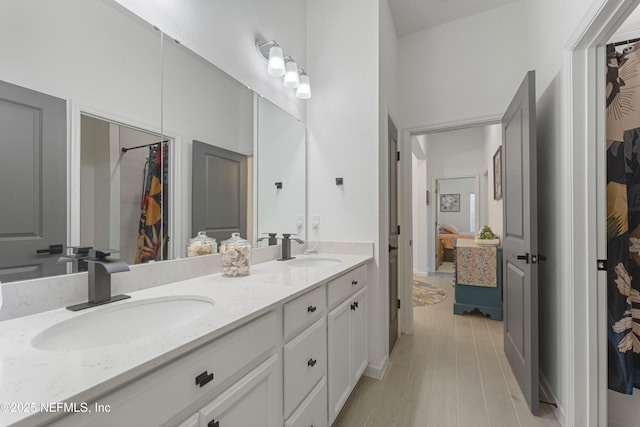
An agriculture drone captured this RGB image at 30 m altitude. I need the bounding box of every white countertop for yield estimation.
[0,253,371,427]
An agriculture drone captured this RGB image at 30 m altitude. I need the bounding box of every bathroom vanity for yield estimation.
[0,253,371,427]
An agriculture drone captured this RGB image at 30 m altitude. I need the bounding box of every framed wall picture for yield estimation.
[440,193,460,212]
[493,146,502,200]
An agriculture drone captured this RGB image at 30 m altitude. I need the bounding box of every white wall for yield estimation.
[438,177,476,232]
[412,139,428,276]
[113,0,307,121]
[307,0,386,373]
[397,1,529,128]
[80,116,111,249]
[484,124,503,238]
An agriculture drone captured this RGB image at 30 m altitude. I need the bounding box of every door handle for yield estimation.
[516,253,530,264]
[36,244,63,255]
[389,245,398,252]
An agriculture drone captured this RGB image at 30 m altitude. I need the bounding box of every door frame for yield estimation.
[399,115,501,338]
[567,0,640,425]
[70,102,181,260]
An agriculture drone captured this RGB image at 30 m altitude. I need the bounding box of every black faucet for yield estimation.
[58,246,93,272]
[66,249,131,311]
[257,233,279,246]
[278,233,304,261]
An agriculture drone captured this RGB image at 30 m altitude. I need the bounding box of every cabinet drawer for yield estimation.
[327,264,366,308]
[285,377,327,427]
[50,311,278,427]
[199,354,280,427]
[284,284,326,340]
[284,317,327,419]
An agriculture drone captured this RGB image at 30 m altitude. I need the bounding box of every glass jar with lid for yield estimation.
[220,232,251,276]
[187,231,217,257]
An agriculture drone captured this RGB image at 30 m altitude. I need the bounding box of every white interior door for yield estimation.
[502,70,539,415]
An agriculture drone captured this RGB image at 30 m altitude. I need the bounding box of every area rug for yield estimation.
[413,281,447,307]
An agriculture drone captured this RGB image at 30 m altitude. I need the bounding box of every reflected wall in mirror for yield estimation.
[256,97,306,244]
[80,114,171,265]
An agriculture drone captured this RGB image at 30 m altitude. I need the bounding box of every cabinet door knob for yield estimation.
[195,371,214,387]
[207,420,220,427]
[351,280,358,286]
[307,358,317,367]
[350,303,356,311]
[354,301,359,309]
[307,305,317,313]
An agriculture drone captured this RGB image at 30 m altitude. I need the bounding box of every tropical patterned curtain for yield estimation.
[606,42,640,394]
[134,142,169,263]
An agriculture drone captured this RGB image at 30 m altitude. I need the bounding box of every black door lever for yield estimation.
[36,244,64,255]
[516,253,530,264]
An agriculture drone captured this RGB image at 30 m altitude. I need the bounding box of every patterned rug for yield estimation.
[413,281,447,307]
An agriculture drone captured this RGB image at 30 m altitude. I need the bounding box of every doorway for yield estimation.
[409,124,502,279]
[79,114,172,265]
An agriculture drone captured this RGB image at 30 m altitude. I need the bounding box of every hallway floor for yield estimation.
[333,273,562,427]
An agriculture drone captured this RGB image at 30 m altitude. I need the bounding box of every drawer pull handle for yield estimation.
[196,371,214,387]
[207,420,220,427]
[352,280,358,286]
[307,358,317,367]
[307,305,317,313]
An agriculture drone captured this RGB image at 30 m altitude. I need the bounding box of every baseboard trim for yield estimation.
[364,356,389,380]
[540,372,566,426]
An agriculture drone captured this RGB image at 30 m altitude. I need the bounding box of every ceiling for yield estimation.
[388,0,520,37]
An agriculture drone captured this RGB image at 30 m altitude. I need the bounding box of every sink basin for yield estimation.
[287,257,342,268]
[32,296,215,351]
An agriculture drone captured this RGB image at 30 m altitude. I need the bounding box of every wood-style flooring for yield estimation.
[333,273,562,427]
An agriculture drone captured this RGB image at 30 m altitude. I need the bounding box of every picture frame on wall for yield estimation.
[440,193,460,212]
[493,146,502,200]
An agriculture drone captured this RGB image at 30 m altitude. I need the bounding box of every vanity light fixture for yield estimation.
[256,39,311,99]
[256,40,286,76]
[296,69,311,99]
[283,56,300,88]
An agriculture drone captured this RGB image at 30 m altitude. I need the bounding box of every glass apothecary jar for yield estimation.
[187,231,217,257]
[220,233,251,276]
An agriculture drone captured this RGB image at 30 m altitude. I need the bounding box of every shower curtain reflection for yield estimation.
[134,142,169,263]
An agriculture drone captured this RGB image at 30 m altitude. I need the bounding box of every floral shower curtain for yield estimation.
[134,142,168,263]
[606,42,640,394]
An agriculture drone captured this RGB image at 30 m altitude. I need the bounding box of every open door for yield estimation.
[0,80,67,282]
[502,70,539,414]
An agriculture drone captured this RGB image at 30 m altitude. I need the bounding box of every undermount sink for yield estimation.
[287,257,342,268]
[32,296,215,351]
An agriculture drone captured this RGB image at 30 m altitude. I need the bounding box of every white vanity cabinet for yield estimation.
[50,311,280,427]
[197,354,280,427]
[327,265,368,424]
[283,284,328,427]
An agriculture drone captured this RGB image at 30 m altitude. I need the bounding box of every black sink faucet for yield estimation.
[66,249,131,311]
[278,234,304,261]
[58,246,93,272]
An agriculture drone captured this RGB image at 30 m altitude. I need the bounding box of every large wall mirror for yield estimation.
[0,0,306,283]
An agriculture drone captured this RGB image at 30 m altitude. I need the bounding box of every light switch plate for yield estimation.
[311,215,319,229]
